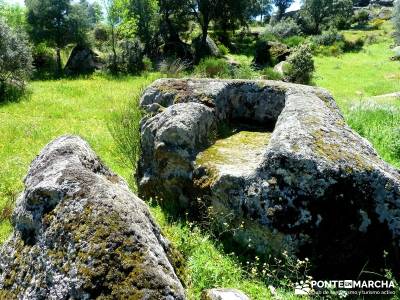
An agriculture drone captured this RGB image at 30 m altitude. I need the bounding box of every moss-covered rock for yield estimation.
[138,79,400,279]
[0,135,185,299]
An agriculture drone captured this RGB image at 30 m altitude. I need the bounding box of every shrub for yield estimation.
[32,43,57,78]
[352,9,370,26]
[343,38,364,52]
[394,0,400,45]
[266,18,302,39]
[261,67,283,80]
[312,29,344,46]
[217,44,230,55]
[118,39,144,75]
[0,19,32,102]
[285,43,314,84]
[159,58,190,78]
[93,25,109,42]
[370,18,385,30]
[194,57,231,78]
[282,35,306,48]
[232,65,258,79]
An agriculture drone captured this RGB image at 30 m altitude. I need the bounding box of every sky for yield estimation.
[6,0,303,11]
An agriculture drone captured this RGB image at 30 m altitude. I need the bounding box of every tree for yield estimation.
[125,0,159,55]
[394,0,400,45]
[273,0,294,20]
[158,0,192,58]
[301,0,353,33]
[102,0,121,73]
[190,0,220,50]
[214,0,249,44]
[26,0,91,76]
[0,2,26,30]
[0,19,32,101]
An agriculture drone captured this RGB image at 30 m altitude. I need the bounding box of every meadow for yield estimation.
[0,28,399,299]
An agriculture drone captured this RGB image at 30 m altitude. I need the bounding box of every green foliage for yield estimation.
[300,0,353,33]
[282,35,306,48]
[0,19,32,102]
[232,65,258,79]
[266,17,302,39]
[26,0,92,75]
[124,0,159,54]
[159,58,190,77]
[261,67,283,80]
[273,0,294,19]
[0,2,26,30]
[312,29,344,46]
[194,57,231,78]
[370,18,385,30]
[352,9,370,26]
[218,43,230,55]
[395,0,400,44]
[118,39,145,74]
[32,43,57,79]
[285,43,314,84]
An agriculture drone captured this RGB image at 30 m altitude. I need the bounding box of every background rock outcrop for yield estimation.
[0,135,185,299]
[138,79,400,279]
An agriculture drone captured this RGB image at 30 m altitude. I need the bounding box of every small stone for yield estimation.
[201,288,250,300]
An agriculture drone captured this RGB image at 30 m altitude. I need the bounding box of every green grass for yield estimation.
[0,73,303,299]
[0,73,160,243]
[314,32,400,168]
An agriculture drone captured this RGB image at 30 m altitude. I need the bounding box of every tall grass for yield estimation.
[108,87,144,187]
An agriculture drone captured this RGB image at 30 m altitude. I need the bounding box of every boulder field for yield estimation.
[138,79,400,278]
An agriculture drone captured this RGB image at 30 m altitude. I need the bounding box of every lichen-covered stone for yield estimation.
[138,79,400,278]
[0,135,185,299]
[201,288,250,300]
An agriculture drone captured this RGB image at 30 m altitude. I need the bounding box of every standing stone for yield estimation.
[0,135,185,299]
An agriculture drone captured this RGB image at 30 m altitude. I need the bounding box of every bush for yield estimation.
[232,65,258,79]
[266,18,302,39]
[394,0,400,45]
[282,35,306,48]
[285,43,314,84]
[312,29,344,46]
[194,57,231,78]
[217,44,230,55]
[0,19,32,101]
[118,39,144,75]
[159,58,190,78]
[93,25,109,42]
[32,43,57,78]
[370,18,385,30]
[343,38,364,52]
[261,67,283,80]
[352,9,370,26]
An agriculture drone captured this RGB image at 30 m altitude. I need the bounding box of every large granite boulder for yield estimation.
[138,79,400,279]
[64,45,103,75]
[0,135,185,299]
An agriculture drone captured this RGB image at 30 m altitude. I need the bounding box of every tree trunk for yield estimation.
[0,80,5,101]
[111,25,118,74]
[56,48,62,78]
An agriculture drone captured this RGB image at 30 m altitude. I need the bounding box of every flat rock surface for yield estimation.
[0,135,185,300]
[195,131,271,177]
